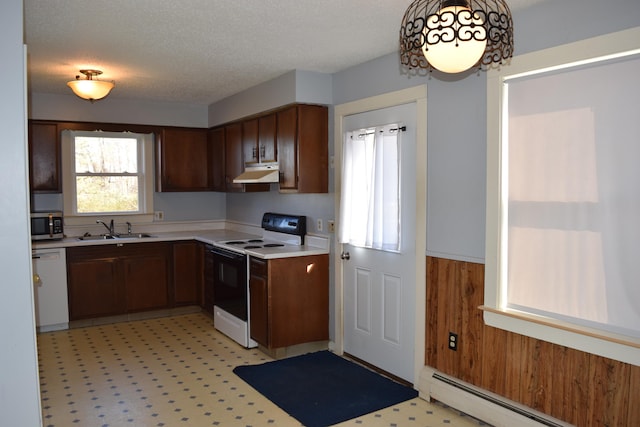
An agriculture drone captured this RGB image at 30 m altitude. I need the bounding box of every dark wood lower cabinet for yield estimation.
[67,242,171,321]
[249,258,269,345]
[202,245,215,315]
[123,252,169,312]
[249,254,329,349]
[67,256,123,320]
[172,241,202,306]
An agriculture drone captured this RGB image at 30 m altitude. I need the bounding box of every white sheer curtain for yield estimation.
[339,124,400,251]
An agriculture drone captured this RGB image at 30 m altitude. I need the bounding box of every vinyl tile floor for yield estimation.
[37,312,487,427]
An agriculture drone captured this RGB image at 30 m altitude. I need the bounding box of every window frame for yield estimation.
[484,26,640,366]
[62,130,155,225]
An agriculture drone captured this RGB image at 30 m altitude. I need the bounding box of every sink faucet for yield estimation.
[126,221,132,235]
[96,219,115,235]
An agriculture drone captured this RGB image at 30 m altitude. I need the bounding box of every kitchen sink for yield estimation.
[77,233,156,241]
[114,233,156,239]
[77,234,116,241]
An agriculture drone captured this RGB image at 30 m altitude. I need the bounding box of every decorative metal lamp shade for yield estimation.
[400,0,513,73]
[67,69,115,101]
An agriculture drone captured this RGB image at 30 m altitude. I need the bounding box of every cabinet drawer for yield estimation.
[250,257,267,276]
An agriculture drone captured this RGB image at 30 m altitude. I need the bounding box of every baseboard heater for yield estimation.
[419,367,573,427]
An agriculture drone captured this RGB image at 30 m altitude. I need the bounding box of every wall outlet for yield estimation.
[154,211,164,221]
[316,218,323,232]
[448,332,458,351]
[328,220,335,233]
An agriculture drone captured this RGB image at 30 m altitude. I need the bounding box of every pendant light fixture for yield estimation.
[400,0,513,73]
[67,69,115,101]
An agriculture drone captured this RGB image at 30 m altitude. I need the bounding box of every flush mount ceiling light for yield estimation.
[400,0,513,74]
[67,69,115,101]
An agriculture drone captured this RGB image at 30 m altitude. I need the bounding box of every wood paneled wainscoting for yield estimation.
[425,256,640,427]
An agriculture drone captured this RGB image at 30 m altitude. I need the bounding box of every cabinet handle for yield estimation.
[252,147,257,159]
[260,145,265,158]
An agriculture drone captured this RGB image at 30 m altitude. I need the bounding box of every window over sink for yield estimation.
[61,130,154,225]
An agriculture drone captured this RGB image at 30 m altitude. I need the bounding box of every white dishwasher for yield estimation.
[32,248,69,332]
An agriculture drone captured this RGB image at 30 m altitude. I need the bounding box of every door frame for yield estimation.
[333,85,427,386]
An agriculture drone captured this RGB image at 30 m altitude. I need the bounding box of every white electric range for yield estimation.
[210,212,307,348]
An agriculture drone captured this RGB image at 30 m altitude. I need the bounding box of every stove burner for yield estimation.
[225,241,246,245]
[263,243,285,247]
[248,239,264,243]
[244,245,262,249]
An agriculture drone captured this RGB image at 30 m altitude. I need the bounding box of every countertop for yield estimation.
[32,229,330,259]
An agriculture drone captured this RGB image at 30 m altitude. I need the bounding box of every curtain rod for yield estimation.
[356,126,406,138]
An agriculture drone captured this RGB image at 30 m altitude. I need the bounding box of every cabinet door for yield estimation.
[67,256,124,320]
[269,255,329,348]
[28,121,61,193]
[202,245,215,315]
[259,113,277,163]
[242,118,259,165]
[157,128,209,191]
[242,115,276,164]
[124,252,169,312]
[172,241,202,306]
[249,257,269,346]
[296,104,328,193]
[224,123,245,192]
[276,106,298,190]
[208,127,226,192]
[277,105,328,193]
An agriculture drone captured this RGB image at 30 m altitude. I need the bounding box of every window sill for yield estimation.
[480,305,640,366]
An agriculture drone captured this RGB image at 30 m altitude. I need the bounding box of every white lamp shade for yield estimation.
[67,79,114,100]
[422,5,487,73]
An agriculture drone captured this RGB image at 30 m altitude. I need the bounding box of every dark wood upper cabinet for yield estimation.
[277,104,328,193]
[259,114,277,163]
[208,127,226,192]
[225,122,269,193]
[242,114,277,165]
[156,127,209,192]
[242,118,259,165]
[28,121,61,193]
[224,122,246,193]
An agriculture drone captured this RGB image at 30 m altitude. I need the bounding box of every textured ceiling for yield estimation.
[24,0,542,106]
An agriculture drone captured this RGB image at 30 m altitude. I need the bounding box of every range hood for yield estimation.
[233,162,279,184]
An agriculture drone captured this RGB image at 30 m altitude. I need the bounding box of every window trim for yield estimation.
[484,26,640,366]
[61,130,154,225]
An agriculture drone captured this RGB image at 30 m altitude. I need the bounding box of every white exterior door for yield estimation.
[341,103,417,382]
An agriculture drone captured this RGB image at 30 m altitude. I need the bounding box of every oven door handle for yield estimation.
[211,248,245,261]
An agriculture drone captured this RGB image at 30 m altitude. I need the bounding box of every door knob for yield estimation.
[341,251,350,260]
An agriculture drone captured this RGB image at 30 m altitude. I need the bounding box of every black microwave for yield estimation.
[30,211,64,240]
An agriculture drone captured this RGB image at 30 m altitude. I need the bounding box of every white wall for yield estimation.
[0,1,42,425]
[207,69,333,126]
[331,0,640,263]
[30,92,209,127]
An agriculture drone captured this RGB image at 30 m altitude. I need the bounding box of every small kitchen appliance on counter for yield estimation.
[210,212,307,348]
[30,211,64,241]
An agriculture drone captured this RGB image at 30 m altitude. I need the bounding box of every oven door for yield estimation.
[211,247,247,321]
